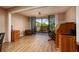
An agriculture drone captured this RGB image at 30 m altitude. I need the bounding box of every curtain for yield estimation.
[30,17,36,34]
[48,15,55,32]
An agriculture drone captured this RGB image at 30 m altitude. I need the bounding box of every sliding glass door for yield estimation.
[36,18,41,32]
[41,18,48,32]
[36,18,48,33]
[31,16,55,33]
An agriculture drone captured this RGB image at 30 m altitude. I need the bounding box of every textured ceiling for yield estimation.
[18,6,71,17]
[1,6,71,17]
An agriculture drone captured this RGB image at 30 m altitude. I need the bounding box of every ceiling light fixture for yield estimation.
[38,12,41,15]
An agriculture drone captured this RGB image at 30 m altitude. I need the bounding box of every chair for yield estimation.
[48,30,55,41]
[0,33,5,51]
[24,30,32,36]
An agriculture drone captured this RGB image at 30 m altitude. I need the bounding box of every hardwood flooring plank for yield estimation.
[2,33,57,52]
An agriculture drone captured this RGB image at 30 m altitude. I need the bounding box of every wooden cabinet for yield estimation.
[11,30,20,42]
[56,34,59,48]
[56,22,76,52]
[58,35,76,52]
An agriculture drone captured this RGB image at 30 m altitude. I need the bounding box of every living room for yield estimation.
[0,6,77,52]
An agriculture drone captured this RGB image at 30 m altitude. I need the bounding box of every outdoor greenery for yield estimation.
[36,22,48,26]
[36,21,48,32]
[36,16,55,32]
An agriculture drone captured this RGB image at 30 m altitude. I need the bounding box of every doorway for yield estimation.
[36,18,48,33]
[31,15,55,33]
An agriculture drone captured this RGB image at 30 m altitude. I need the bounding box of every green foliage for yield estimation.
[36,22,48,26]
[41,23,48,26]
[36,22,41,26]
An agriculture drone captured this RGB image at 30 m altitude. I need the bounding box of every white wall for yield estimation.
[0,8,8,42]
[55,13,65,31]
[55,14,59,31]
[55,7,76,30]
[76,6,79,42]
[65,7,76,22]
[12,14,30,36]
[58,7,76,24]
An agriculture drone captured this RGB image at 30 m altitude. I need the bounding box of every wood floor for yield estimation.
[2,33,58,52]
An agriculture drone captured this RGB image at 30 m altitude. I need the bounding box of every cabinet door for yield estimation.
[59,35,67,52]
[11,31,20,42]
[69,36,76,52]
[59,35,76,52]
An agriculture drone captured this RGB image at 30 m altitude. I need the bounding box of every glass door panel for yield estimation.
[36,18,41,32]
[36,18,48,33]
[41,18,48,32]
